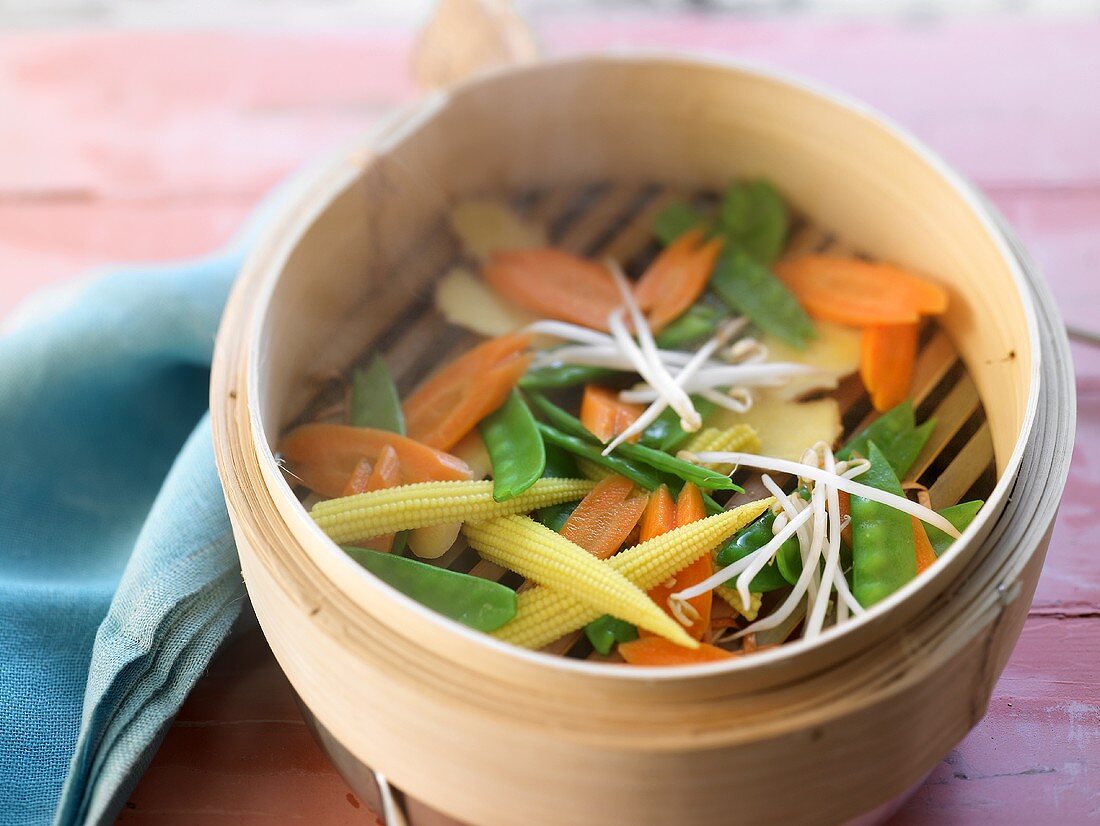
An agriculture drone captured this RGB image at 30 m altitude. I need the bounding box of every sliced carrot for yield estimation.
[403,333,533,450]
[635,230,724,332]
[642,483,712,641]
[358,445,403,551]
[343,458,375,496]
[483,249,621,331]
[774,255,947,326]
[639,484,676,543]
[580,385,645,444]
[912,516,938,575]
[860,323,919,412]
[619,636,734,665]
[561,475,648,560]
[277,424,471,499]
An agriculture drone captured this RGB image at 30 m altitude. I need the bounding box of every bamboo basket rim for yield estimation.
[228,52,1043,682]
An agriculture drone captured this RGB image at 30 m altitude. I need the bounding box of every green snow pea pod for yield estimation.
[654,299,726,349]
[537,423,665,491]
[527,394,739,492]
[343,546,516,632]
[714,511,793,592]
[478,390,545,502]
[542,442,581,479]
[639,396,717,453]
[584,615,638,656]
[717,180,790,265]
[711,248,816,350]
[519,364,618,391]
[838,401,936,479]
[652,200,708,245]
[925,500,983,556]
[850,442,917,607]
[350,355,405,433]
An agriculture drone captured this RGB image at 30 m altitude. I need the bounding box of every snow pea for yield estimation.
[537,422,665,491]
[350,355,405,433]
[584,615,638,656]
[717,180,789,265]
[714,511,794,592]
[710,247,816,350]
[519,364,618,391]
[654,297,727,349]
[528,394,739,492]
[344,546,516,632]
[925,500,983,556]
[542,442,581,479]
[652,200,708,245]
[538,500,579,533]
[850,442,917,607]
[639,396,717,453]
[838,401,935,478]
[479,390,545,502]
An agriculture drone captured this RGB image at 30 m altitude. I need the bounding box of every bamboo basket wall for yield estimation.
[211,56,1074,825]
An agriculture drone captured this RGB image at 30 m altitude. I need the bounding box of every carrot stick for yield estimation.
[860,323,919,412]
[483,249,621,332]
[639,484,676,543]
[343,458,374,496]
[774,255,947,326]
[278,424,472,499]
[642,483,713,640]
[911,516,937,574]
[580,385,645,444]
[358,444,403,551]
[619,636,734,665]
[403,333,533,451]
[561,475,648,560]
[635,230,724,332]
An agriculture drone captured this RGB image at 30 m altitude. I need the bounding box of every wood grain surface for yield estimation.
[0,13,1096,824]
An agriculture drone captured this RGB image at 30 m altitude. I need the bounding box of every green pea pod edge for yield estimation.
[350,355,405,434]
[584,615,638,656]
[344,546,517,632]
[850,442,917,608]
[479,390,546,502]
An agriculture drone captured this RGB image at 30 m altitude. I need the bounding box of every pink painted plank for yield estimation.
[0,198,253,318]
[892,618,1100,824]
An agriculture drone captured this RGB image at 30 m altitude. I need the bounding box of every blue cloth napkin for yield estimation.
[0,209,269,824]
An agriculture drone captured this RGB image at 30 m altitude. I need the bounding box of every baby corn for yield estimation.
[683,425,761,475]
[492,498,771,650]
[465,516,698,648]
[715,585,763,621]
[312,478,593,545]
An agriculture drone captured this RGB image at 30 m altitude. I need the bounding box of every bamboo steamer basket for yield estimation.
[210,55,1074,825]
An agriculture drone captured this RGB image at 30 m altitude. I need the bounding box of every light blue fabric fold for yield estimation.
[0,222,262,824]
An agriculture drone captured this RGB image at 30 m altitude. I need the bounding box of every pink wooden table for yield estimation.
[2,15,1096,824]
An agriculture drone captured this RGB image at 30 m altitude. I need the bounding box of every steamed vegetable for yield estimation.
[350,356,405,433]
[850,443,917,606]
[560,475,648,560]
[860,323,919,412]
[479,390,545,501]
[634,229,725,331]
[710,248,816,350]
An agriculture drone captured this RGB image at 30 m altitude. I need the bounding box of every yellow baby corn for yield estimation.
[683,425,761,475]
[715,585,762,622]
[312,478,593,545]
[576,457,615,482]
[492,498,772,650]
[464,516,698,648]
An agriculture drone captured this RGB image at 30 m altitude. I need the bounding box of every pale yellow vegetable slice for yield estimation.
[447,198,546,261]
[435,266,536,337]
[761,320,862,401]
[408,521,463,560]
[709,391,842,462]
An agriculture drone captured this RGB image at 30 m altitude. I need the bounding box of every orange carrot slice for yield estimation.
[403,333,533,451]
[635,230,724,332]
[483,248,621,331]
[619,636,734,665]
[277,424,471,499]
[860,323,919,412]
[561,475,648,560]
[358,445,403,551]
[343,458,374,496]
[580,385,645,444]
[774,255,947,326]
[912,516,937,575]
[639,484,676,543]
[643,483,713,641]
